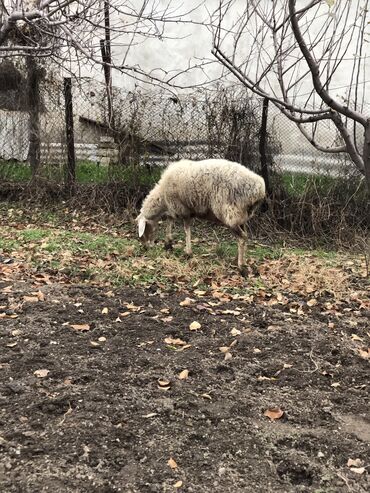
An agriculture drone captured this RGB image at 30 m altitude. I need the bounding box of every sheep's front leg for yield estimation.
[164,218,174,250]
[184,218,192,256]
[238,236,246,272]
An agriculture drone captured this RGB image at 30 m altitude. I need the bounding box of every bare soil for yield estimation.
[0,277,369,493]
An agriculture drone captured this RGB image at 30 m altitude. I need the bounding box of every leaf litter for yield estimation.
[0,211,369,492]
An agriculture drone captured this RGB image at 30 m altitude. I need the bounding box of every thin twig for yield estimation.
[58,402,73,426]
[296,349,319,373]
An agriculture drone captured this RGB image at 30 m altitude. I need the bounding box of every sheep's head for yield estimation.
[136,214,158,246]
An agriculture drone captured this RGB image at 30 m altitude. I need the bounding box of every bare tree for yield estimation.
[211,0,370,190]
[0,1,205,86]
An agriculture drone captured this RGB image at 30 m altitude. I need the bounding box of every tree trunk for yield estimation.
[63,77,76,195]
[363,120,370,193]
[26,57,41,181]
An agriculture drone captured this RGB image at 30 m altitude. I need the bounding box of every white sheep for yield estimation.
[136,159,266,273]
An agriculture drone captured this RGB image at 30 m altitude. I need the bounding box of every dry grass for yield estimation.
[0,203,368,302]
[259,254,353,299]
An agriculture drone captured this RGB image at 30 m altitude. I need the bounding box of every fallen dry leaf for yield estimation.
[351,334,363,342]
[125,302,142,311]
[212,290,232,302]
[176,344,192,352]
[358,348,370,360]
[179,298,194,306]
[81,445,90,459]
[350,467,365,475]
[142,412,158,419]
[35,291,45,301]
[101,307,109,315]
[174,480,183,488]
[224,351,232,361]
[98,337,107,342]
[189,321,201,331]
[158,379,171,390]
[257,376,276,381]
[221,309,241,315]
[230,328,241,337]
[307,298,318,307]
[90,341,100,347]
[70,324,90,331]
[164,337,187,346]
[23,296,39,303]
[219,346,230,353]
[1,313,18,319]
[178,369,189,380]
[347,458,363,468]
[264,407,284,421]
[193,290,207,296]
[168,457,178,469]
[34,369,49,378]
[6,342,17,348]
[331,382,340,388]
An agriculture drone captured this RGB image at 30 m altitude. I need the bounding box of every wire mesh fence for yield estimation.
[0,75,366,179]
[0,75,368,241]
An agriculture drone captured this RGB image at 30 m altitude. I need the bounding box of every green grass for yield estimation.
[0,227,126,253]
[0,237,20,251]
[0,221,347,290]
[0,161,32,181]
[278,171,365,199]
[1,161,366,232]
[0,222,281,286]
[215,242,282,261]
[20,229,50,242]
[0,160,161,186]
[279,172,333,196]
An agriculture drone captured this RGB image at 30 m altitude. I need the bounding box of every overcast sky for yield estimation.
[55,0,368,120]
[94,0,368,108]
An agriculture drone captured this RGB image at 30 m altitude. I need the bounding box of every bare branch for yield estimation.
[210,0,369,185]
[288,0,367,126]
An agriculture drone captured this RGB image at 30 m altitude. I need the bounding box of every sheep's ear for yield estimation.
[138,216,147,237]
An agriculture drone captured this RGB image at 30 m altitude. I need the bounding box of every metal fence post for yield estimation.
[63,77,76,194]
[259,97,271,196]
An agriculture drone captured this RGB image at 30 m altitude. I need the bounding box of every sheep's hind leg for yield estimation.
[164,218,174,250]
[234,225,248,276]
[184,218,192,257]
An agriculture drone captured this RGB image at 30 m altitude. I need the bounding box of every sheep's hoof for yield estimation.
[164,241,173,251]
[239,265,248,278]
